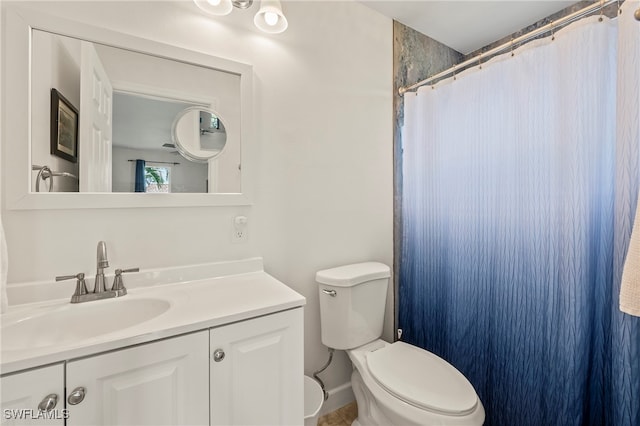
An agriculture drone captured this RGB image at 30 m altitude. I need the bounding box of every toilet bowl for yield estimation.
[348,340,484,425]
[317,262,485,426]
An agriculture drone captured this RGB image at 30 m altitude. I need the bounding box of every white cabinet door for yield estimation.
[0,364,64,426]
[66,331,209,426]
[210,308,304,426]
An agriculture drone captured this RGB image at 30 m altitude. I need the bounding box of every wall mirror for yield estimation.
[2,7,253,209]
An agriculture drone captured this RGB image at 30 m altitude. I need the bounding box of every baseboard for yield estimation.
[318,381,355,417]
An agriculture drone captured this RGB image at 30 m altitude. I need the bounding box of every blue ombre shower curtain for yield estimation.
[399,5,640,426]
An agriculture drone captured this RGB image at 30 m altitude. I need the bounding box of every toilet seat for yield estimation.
[365,342,478,416]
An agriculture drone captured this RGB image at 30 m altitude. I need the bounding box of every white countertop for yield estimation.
[1,258,305,375]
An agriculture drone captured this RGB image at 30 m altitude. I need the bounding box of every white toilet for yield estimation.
[317,262,485,426]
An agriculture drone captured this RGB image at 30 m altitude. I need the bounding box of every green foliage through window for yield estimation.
[145,166,170,193]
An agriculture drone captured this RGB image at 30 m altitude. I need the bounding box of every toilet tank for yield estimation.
[316,262,390,350]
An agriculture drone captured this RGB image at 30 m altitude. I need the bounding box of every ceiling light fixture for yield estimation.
[194,0,287,34]
[232,0,254,9]
[253,0,288,34]
[193,0,234,16]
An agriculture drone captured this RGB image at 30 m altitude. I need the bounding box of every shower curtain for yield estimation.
[399,5,639,426]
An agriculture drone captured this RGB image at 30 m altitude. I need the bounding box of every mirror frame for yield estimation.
[2,6,254,209]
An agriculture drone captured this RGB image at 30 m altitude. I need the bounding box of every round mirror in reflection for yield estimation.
[172,107,227,163]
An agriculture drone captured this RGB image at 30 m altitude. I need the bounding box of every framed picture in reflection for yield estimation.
[50,88,79,163]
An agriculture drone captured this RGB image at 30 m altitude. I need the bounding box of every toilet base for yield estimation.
[351,369,395,426]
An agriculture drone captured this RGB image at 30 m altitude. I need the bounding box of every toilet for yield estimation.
[317,262,485,426]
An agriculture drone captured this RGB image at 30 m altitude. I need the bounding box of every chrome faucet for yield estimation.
[56,241,139,303]
[94,241,109,293]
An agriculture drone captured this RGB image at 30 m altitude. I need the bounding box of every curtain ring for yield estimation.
[453,64,456,81]
[478,54,482,70]
[599,0,604,22]
[510,38,515,57]
[551,22,556,41]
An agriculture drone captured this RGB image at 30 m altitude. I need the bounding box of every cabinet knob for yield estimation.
[38,394,58,412]
[213,349,225,362]
[67,387,86,405]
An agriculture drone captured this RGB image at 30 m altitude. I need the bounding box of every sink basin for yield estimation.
[1,298,170,351]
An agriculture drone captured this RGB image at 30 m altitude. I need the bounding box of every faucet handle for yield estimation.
[55,273,83,281]
[111,267,139,293]
[56,273,88,302]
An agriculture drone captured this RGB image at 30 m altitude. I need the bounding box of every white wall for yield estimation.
[1,0,393,407]
[31,29,81,192]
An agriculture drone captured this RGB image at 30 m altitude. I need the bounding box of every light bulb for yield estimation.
[264,11,279,26]
[194,0,233,15]
[253,0,288,34]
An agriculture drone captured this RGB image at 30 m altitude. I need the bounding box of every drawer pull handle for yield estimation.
[38,394,58,412]
[67,387,86,405]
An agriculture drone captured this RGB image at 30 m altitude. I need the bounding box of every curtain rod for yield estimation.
[399,0,621,95]
[127,159,180,165]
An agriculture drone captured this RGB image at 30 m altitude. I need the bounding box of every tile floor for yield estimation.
[317,402,358,426]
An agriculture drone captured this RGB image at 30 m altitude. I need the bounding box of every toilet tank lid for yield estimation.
[316,262,390,287]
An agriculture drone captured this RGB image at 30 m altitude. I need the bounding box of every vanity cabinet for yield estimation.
[1,308,303,426]
[0,364,64,426]
[210,308,303,425]
[66,331,209,426]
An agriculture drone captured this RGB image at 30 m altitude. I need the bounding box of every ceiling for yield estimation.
[360,1,579,54]
[112,92,197,151]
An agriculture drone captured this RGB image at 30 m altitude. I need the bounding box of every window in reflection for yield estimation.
[144,166,171,193]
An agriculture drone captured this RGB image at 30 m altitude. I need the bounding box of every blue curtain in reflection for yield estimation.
[134,159,146,193]
[399,13,640,426]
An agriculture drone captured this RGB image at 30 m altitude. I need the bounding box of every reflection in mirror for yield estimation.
[173,108,228,163]
[111,93,208,193]
[30,29,242,194]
